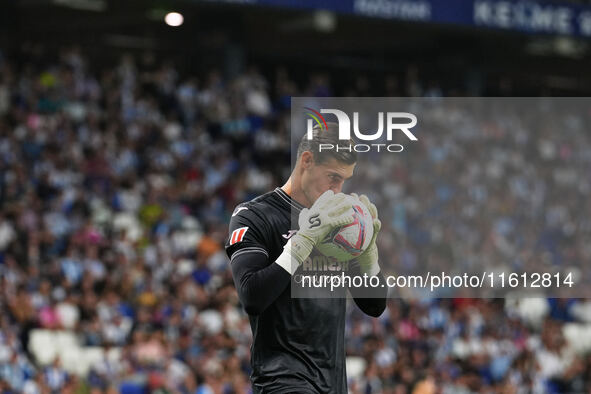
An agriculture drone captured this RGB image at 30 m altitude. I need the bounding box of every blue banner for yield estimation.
[203,0,591,38]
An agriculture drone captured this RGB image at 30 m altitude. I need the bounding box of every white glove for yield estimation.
[352,193,381,276]
[276,190,354,274]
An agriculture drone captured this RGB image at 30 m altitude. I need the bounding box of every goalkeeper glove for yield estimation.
[352,193,381,276]
[276,190,354,275]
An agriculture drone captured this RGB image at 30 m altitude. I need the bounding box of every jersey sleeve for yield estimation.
[225,205,270,262]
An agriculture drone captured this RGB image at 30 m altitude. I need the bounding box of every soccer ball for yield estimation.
[315,195,374,262]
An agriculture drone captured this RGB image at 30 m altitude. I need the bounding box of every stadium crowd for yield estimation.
[1,45,591,394]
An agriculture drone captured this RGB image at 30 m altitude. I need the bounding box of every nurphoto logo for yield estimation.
[305,107,418,153]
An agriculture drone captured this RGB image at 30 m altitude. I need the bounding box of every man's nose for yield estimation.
[331,184,343,194]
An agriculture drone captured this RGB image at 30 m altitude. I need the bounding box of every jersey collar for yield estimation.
[274,187,305,212]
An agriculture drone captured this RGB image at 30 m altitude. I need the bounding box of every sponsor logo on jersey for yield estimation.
[281,230,298,240]
[230,226,249,245]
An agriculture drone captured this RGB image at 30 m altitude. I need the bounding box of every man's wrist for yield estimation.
[275,236,313,275]
[359,244,380,276]
[363,260,380,276]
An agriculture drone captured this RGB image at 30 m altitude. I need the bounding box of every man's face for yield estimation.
[300,153,356,206]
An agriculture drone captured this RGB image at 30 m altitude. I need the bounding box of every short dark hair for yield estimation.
[296,122,357,165]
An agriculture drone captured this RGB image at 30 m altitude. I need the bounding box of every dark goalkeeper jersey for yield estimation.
[225,187,386,394]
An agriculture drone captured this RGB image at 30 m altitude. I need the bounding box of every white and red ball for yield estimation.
[315,195,374,262]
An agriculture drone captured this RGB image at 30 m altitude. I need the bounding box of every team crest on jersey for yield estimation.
[230,227,249,245]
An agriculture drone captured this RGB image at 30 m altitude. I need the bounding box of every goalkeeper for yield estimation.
[225,123,387,394]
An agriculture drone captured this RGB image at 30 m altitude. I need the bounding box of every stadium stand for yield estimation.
[1,43,591,393]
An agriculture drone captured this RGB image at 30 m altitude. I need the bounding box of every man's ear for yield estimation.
[300,151,314,169]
